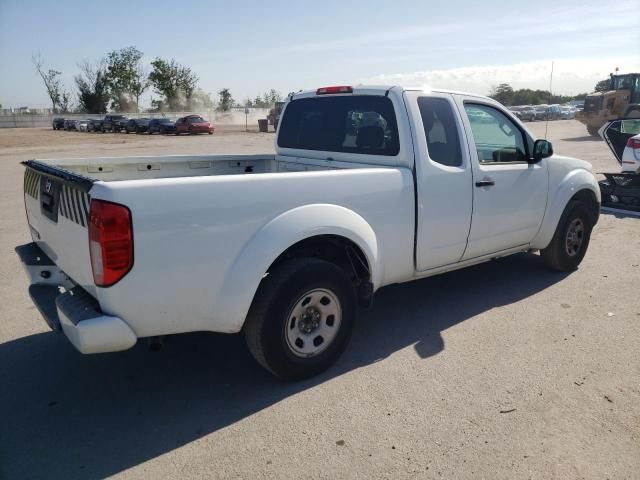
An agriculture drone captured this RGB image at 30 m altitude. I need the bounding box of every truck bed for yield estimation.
[37,153,344,182]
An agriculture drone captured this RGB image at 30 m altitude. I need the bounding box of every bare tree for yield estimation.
[32,52,66,113]
[131,63,150,111]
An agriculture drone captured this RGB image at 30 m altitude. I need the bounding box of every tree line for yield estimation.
[488,79,609,106]
[32,47,282,114]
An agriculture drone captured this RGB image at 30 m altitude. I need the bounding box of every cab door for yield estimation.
[404,91,473,271]
[456,98,548,259]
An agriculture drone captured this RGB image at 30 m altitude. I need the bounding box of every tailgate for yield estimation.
[22,160,97,295]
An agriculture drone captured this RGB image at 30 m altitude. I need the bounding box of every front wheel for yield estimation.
[541,200,593,272]
[244,258,356,380]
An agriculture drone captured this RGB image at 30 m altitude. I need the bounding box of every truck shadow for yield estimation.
[0,253,567,480]
[561,136,602,142]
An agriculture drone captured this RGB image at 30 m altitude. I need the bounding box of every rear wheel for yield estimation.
[541,200,593,272]
[244,258,356,380]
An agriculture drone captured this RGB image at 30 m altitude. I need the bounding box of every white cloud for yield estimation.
[363,57,640,96]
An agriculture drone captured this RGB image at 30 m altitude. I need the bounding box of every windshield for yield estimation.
[189,117,206,123]
[612,75,638,91]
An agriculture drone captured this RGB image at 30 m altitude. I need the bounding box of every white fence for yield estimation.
[0,108,271,129]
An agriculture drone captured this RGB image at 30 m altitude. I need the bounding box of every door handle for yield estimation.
[475,179,495,187]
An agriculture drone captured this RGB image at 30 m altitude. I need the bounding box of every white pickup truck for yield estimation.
[17,85,600,379]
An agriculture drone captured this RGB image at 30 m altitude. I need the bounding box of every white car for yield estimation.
[560,106,575,120]
[621,134,640,173]
[77,120,90,132]
[17,85,600,379]
[601,119,640,173]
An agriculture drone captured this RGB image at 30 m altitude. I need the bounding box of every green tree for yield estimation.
[148,58,199,110]
[489,83,515,105]
[249,89,283,108]
[75,59,110,113]
[105,46,147,112]
[216,88,234,112]
[594,79,611,92]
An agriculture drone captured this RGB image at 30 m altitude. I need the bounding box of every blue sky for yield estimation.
[0,0,638,108]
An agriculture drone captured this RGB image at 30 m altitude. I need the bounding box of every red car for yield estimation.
[175,115,214,135]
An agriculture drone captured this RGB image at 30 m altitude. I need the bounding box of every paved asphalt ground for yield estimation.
[0,121,638,479]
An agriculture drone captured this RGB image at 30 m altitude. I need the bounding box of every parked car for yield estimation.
[17,85,601,380]
[114,117,130,133]
[101,114,128,133]
[560,106,576,120]
[125,118,149,134]
[508,106,523,119]
[52,117,65,130]
[148,117,176,135]
[77,120,90,132]
[87,119,103,132]
[519,106,537,122]
[63,119,78,131]
[533,105,549,121]
[547,104,562,120]
[175,115,214,134]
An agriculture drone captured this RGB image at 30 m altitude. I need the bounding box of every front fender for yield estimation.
[531,168,600,249]
[216,204,380,333]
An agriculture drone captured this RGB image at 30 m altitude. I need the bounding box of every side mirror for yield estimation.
[532,139,553,163]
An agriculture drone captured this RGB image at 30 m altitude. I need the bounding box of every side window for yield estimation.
[418,97,462,167]
[464,103,527,163]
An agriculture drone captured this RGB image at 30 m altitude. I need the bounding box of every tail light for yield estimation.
[316,86,353,95]
[625,137,640,149]
[89,199,133,287]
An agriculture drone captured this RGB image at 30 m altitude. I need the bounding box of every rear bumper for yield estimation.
[16,242,137,354]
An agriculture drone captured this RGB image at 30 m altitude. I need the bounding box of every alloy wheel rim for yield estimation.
[565,218,584,257]
[284,288,342,358]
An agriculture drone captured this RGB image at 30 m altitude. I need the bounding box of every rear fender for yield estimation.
[217,204,380,332]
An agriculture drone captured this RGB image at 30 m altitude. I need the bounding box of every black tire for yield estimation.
[244,258,356,380]
[587,125,600,137]
[541,200,593,272]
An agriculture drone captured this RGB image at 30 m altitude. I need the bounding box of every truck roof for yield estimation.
[291,85,491,101]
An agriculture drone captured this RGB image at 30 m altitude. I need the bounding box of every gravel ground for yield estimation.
[0,121,638,480]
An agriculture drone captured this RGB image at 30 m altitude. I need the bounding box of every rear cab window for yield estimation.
[418,97,463,167]
[278,96,400,156]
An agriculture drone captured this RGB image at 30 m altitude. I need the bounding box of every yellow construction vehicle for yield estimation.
[576,73,640,136]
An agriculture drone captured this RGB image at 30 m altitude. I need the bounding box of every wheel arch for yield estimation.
[217,204,380,332]
[531,171,600,250]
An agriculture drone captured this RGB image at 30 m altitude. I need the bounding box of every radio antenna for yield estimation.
[545,60,554,139]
